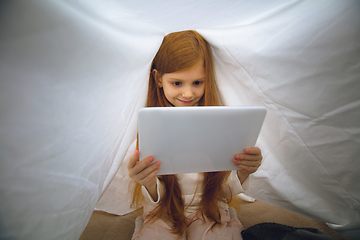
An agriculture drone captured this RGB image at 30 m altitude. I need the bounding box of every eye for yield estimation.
[193,80,204,85]
[172,81,182,86]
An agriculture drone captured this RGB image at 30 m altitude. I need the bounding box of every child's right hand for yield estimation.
[127,150,161,190]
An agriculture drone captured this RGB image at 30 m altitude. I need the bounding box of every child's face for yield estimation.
[158,60,205,107]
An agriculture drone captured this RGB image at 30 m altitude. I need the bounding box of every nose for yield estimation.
[182,87,194,99]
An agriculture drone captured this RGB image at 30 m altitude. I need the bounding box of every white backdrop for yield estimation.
[1,1,359,239]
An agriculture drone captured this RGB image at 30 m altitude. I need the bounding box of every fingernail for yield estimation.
[135,150,139,155]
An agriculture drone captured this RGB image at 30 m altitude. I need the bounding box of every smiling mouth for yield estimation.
[178,99,194,104]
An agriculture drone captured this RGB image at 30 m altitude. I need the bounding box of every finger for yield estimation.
[137,161,161,181]
[234,159,261,168]
[235,153,262,161]
[128,150,140,170]
[235,162,258,174]
[233,158,260,168]
[139,163,161,185]
[130,155,155,177]
[244,147,261,155]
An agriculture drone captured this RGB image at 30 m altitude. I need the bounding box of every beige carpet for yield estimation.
[80,199,354,240]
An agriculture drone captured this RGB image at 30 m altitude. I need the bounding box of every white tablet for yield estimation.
[138,106,266,175]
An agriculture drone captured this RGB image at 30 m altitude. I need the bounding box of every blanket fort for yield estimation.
[0,0,359,239]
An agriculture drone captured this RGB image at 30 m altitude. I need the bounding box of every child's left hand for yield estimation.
[232,147,262,175]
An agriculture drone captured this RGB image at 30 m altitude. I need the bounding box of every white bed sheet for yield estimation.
[0,0,359,239]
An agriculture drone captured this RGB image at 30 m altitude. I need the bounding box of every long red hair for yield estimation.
[131,30,233,236]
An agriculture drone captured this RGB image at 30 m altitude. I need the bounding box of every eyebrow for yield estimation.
[168,78,205,81]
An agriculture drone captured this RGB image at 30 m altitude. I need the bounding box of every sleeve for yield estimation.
[141,177,165,205]
[223,170,250,197]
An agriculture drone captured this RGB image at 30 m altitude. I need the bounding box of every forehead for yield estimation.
[163,60,205,80]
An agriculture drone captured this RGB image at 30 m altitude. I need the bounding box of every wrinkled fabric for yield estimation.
[1,0,359,239]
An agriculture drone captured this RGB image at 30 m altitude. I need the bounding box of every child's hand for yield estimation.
[233,147,262,175]
[127,150,161,189]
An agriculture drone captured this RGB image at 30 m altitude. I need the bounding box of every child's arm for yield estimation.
[128,150,161,201]
[232,147,262,184]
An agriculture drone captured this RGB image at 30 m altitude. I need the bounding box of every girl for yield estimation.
[128,30,262,240]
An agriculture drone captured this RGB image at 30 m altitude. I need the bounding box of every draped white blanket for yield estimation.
[0,1,359,239]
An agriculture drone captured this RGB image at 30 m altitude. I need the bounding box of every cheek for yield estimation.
[163,85,176,98]
[199,86,205,97]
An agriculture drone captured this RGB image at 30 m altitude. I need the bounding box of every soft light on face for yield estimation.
[157,60,205,107]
